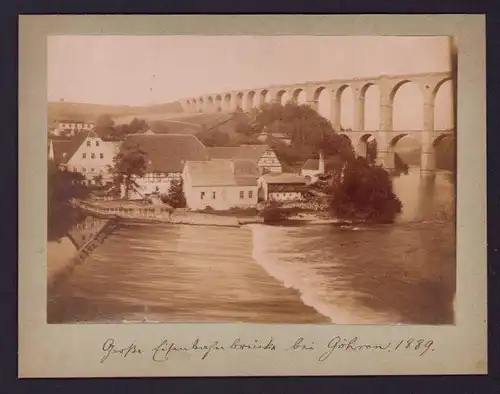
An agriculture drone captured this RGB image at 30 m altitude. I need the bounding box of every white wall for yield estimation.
[185,185,258,211]
[67,134,116,183]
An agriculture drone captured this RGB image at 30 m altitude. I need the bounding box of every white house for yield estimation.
[182,159,260,211]
[207,144,282,174]
[121,133,210,200]
[48,131,120,185]
[52,120,95,136]
[258,173,308,202]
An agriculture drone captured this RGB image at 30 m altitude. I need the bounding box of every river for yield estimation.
[47,168,456,325]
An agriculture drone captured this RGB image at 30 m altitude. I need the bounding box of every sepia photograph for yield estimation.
[45,34,457,326]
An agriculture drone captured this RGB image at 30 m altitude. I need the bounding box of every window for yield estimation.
[200,191,205,200]
[240,191,244,199]
[91,153,96,159]
[82,153,86,159]
[82,167,86,172]
[96,141,100,147]
[100,153,104,159]
[87,140,91,147]
[91,168,95,173]
[248,190,253,199]
[212,191,216,199]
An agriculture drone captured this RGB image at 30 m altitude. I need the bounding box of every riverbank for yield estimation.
[47,217,120,287]
[72,198,377,228]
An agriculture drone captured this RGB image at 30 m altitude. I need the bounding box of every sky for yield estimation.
[47,35,454,130]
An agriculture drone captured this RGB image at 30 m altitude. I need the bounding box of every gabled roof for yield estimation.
[185,159,259,187]
[208,144,273,162]
[50,130,99,164]
[123,134,209,173]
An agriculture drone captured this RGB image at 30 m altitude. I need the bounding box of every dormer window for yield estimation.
[96,141,100,147]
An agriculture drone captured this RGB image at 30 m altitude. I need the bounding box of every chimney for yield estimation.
[318,151,325,174]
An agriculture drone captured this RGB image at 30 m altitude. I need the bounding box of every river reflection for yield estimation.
[47,168,455,325]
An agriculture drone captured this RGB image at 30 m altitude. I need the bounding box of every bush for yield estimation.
[320,156,403,223]
[258,201,292,223]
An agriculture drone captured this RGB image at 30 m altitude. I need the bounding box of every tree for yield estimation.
[95,114,116,139]
[161,178,186,208]
[195,127,232,147]
[110,141,148,199]
[129,118,149,134]
[234,102,355,167]
[47,161,89,240]
[317,156,403,223]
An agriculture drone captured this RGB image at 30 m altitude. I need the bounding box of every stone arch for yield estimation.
[356,133,378,162]
[235,92,244,110]
[336,84,354,131]
[214,95,222,112]
[276,89,289,105]
[223,94,231,111]
[207,96,214,112]
[390,80,424,131]
[433,78,454,131]
[314,86,330,120]
[192,99,198,112]
[246,91,256,110]
[292,88,307,104]
[185,99,191,112]
[360,82,380,131]
[199,97,205,112]
[259,89,269,106]
[431,76,453,101]
[387,133,422,171]
[432,133,455,172]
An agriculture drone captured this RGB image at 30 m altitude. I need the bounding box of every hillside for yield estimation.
[47,100,184,124]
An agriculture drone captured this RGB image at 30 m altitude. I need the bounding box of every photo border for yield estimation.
[18,14,486,378]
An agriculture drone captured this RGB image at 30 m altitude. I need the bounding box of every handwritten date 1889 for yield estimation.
[318,336,435,362]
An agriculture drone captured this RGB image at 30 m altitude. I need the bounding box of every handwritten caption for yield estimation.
[99,336,435,364]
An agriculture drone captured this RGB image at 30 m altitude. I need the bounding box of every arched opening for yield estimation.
[223,94,231,111]
[207,96,214,112]
[361,83,380,131]
[433,133,455,173]
[186,100,191,112]
[199,98,205,112]
[276,89,290,105]
[259,89,269,107]
[388,133,421,175]
[391,80,424,131]
[192,99,198,112]
[357,134,377,163]
[292,88,307,105]
[215,95,222,112]
[235,92,244,111]
[246,91,256,111]
[314,86,331,120]
[337,85,354,131]
[433,79,454,131]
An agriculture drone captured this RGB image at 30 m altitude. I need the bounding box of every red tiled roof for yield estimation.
[123,134,210,173]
